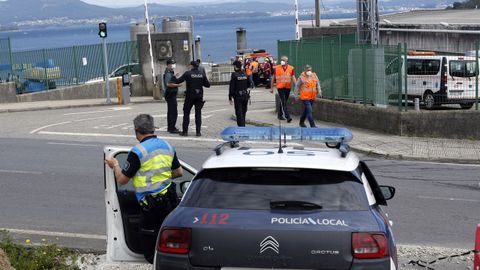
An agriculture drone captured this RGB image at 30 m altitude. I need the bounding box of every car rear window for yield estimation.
[182,168,369,211]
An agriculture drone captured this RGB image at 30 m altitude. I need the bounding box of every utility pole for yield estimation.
[357,0,379,45]
[144,0,156,87]
[315,0,321,27]
[294,0,300,40]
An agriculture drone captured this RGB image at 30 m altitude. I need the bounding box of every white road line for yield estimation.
[38,131,135,138]
[63,107,131,116]
[105,123,129,129]
[30,121,72,134]
[0,169,43,175]
[0,228,106,240]
[47,142,100,147]
[408,160,480,167]
[418,195,480,203]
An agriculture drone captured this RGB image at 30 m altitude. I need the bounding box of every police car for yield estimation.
[104,127,397,270]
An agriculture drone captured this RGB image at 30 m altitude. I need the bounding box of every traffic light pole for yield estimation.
[102,37,111,104]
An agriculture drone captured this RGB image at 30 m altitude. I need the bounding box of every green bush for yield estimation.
[0,230,79,270]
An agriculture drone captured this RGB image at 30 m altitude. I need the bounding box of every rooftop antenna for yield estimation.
[278,117,283,154]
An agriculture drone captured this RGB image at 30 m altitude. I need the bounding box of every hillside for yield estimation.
[0,0,459,27]
[450,0,480,8]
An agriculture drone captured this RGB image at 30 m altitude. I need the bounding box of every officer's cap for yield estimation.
[233,60,242,69]
[190,60,199,68]
[166,59,176,65]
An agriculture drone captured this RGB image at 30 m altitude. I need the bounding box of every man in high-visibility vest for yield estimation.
[105,114,183,263]
[270,56,296,122]
[294,65,321,127]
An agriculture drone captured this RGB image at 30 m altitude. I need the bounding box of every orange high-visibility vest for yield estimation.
[246,63,253,76]
[299,72,319,100]
[274,65,294,89]
[251,61,259,73]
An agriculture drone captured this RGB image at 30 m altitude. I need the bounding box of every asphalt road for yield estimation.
[0,101,478,252]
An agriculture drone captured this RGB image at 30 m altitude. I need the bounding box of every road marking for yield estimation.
[47,142,100,147]
[30,121,72,134]
[63,107,131,116]
[418,195,480,203]
[0,228,106,240]
[0,169,43,175]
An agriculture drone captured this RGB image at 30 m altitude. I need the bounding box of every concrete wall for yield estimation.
[15,75,146,103]
[138,32,193,99]
[0,82,17,103]
[281,96,480,139]
[380,25,480,52]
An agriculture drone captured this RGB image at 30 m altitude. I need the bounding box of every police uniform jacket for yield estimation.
[229,70,249,101]
[175,68,210,96]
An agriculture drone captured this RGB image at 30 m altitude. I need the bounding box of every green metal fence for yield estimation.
[278,34,404,109]
[279,34,480,111]
[0,40,139,94]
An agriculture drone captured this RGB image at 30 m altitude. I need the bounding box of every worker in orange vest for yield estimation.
[270,56,296,122]
[245,59,254,89]
[251,57,259,88]
[294,64,321,127]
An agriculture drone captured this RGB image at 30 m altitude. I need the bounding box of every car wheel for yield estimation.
[423,92,436,110]
[460,103,474,110]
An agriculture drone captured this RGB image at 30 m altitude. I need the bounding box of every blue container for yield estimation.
[26,80,45,92]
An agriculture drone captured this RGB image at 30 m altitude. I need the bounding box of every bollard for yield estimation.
[414,98,420,111]
[116,78,122,105]
[475,224,480,270]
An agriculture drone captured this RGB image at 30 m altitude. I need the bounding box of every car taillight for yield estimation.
[352,232,389,259]
[158,228,191,254]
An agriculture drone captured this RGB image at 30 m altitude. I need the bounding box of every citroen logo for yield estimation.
[259,236,279,254]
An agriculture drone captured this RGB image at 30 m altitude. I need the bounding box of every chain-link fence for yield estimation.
[0,40,139,94]
[278,34,480,111]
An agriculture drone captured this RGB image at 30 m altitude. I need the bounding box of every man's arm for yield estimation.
[174,72,187,84]
[203,74,211,88]
[172,166,183,179]
[291,68,297,87]
[229,73,235,102]
[105,158,130,185]
[170,153,183,179]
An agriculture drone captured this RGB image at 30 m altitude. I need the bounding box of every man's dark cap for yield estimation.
[166,59,176,65]
[190,60,199,68]
[233,60,242,69]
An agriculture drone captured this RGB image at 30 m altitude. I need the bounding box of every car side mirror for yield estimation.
[180,181,191,194]
[379,186,396,200]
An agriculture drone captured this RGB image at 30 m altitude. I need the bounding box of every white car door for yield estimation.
[104,146,197,262]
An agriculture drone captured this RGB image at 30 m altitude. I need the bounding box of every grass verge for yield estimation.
[0,230,79,270]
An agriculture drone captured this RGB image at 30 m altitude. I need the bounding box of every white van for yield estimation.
[387,53,479,109]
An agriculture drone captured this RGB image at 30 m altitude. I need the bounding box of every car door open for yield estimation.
[104,146,197,262]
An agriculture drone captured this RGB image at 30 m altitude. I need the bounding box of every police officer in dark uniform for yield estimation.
[163,59,182,133]
[175,61,210,136]
[229,61,250,127]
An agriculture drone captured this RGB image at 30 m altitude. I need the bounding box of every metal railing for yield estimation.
[0,40,139,94]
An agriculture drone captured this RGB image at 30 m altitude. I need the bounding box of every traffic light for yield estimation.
[98,22,107,38]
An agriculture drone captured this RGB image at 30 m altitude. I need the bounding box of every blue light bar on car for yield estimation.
[220,127,353,143]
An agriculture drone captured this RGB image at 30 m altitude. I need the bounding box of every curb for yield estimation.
[0,99,163,114]
[246,119,480,164]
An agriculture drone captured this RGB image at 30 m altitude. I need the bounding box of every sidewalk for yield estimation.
[2,86,480,163]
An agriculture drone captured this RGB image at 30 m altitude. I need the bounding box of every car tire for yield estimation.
[460,103,474,110]
[423,91,436,110]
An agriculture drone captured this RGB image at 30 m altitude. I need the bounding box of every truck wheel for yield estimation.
[423,92,436,110]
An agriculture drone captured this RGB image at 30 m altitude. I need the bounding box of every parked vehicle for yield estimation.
[104,127,398,270]
[387,52,479,109]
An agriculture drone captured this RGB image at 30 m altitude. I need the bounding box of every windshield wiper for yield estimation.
[270,200,323,210]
